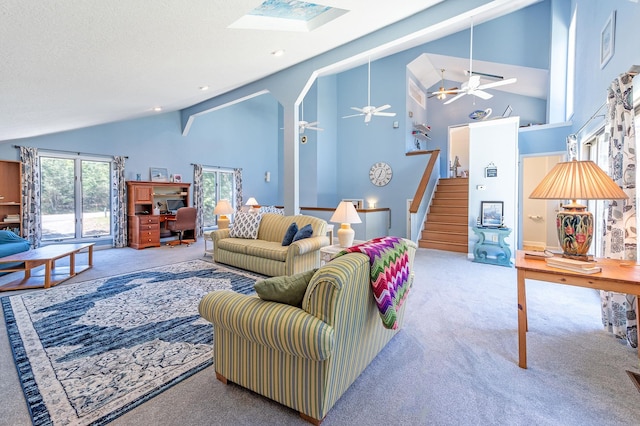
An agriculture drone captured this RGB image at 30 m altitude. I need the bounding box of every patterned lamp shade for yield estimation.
[529,159,628,258]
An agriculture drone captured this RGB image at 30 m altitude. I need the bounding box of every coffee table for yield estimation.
[0,243,94,291]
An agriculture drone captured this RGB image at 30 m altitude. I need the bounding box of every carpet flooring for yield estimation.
[1,243,640,425]
[1,258,261,425]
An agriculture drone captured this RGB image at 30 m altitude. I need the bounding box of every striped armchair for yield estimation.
[199,240,417,424]
[211,213,329,277]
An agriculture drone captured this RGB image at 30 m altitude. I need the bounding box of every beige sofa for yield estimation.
[211,213,329,276]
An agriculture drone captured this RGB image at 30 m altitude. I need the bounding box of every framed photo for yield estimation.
[172,174,182,183]
[600,11,616,68]
[481,201,503,228]
[150,167,169,182]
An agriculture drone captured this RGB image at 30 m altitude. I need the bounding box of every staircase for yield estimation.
[419,178,468,253]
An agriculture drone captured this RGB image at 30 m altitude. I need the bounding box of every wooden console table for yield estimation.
[515,250,640,369]
[0,243,94,291]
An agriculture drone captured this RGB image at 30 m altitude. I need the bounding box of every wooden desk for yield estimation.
[515,250,640,369]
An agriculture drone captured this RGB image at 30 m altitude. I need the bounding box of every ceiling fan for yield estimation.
[429,69,459,100]
[443,19,517,105]
[343,58,396,123]
[298,101,323,134]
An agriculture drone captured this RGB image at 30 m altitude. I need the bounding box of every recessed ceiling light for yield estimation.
[152,106,163,112]
[271,49,285,57]
[199,86,209,91]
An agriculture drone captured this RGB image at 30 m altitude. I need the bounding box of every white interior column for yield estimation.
[282,103,300,216]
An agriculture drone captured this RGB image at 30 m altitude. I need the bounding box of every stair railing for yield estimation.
[408,149,440,241]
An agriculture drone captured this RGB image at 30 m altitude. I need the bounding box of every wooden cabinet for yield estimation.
[126,181,191,249]
[0,160,23,236]
[128,215,160,249]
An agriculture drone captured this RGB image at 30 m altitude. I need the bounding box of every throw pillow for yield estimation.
[229,212,262,239]
[254,269,318,307]
[292,223,313,242]
[282,222,298,246]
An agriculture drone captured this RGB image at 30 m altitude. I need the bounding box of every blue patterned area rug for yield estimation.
[1,259,261,426]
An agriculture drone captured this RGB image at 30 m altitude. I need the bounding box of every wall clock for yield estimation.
[369,162,392,186]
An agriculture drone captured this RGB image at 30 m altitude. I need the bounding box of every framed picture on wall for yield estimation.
[600,11,616,69]
[150,167,169,182]
[481,201,504,228]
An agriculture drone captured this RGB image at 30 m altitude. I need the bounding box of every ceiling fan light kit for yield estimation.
[443,18,516,105]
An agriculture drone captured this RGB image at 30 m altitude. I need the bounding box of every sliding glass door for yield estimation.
[40,154,112,242]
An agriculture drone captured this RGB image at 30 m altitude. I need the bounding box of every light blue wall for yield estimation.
[571,0,640,138]
[0,94,282,206]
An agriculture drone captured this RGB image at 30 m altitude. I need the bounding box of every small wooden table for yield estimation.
[0,243,94,291]
[319,241,365,265]
[515,250,640,369]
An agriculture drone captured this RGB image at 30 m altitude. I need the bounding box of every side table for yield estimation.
[204,230,214,256]
[472,226,512,267]
[319,241,365,265]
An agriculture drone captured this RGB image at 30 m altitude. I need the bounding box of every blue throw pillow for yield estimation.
[292,223,313,242]
[282,222,298,246]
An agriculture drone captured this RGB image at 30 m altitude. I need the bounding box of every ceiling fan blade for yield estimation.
[443,92,467,105]
[350,106,365,112]
[470,89,493,100]
[342,113,364,119]
[373,104,391,113]
[307,126,324,131]
[305,121,319,127]
[478,77,517,90]
[373,112,396,117]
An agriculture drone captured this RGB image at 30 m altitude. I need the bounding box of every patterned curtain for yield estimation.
[192,164,204,237]
[19,146,41,248]
[234,168,243,211]
[112,156,127,247]
[601,73,638,349]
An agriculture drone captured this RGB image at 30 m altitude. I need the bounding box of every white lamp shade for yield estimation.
[330,201,362,224]
[245,197,259,206]
[213,199,234,215]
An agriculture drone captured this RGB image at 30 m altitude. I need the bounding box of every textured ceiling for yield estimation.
[0,0,541,142]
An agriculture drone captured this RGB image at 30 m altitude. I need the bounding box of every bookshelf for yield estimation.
[0,160,23,236]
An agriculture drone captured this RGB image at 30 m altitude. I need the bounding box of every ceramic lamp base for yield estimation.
[556,209,593,259]
[218,215,230,229]
[337,224,355,247]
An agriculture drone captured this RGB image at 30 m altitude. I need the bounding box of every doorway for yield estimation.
[521,154,564,251]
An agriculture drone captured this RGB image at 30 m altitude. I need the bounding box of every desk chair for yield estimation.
[166,207,197,246]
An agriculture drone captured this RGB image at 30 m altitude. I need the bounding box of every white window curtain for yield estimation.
[601,72,638,349]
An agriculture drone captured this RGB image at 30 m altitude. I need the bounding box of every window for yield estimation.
[565,5,577,121]
[40,153,112,242]
[585,129,608,257]
[202,168,235,227]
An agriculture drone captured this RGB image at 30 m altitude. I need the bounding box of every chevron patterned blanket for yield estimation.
[335,236,411,329]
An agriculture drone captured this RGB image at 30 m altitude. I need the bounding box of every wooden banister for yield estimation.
[409,149,440,214]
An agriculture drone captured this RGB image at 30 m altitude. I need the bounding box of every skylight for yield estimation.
[229,0,348,32]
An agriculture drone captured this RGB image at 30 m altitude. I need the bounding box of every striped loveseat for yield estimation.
[199,240,417,424]
[211,213,329,277]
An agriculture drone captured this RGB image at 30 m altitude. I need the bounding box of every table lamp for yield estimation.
[529,159,628,260]
[330,201,362,247]
[213,199,234,229]
[245,197,259,213]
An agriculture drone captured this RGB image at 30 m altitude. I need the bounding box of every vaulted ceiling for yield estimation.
[0,0,542,142]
